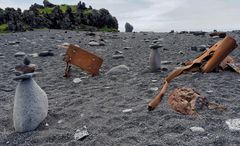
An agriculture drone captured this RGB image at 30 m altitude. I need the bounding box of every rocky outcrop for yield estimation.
[0,0,118,32]
[125,22,133,32]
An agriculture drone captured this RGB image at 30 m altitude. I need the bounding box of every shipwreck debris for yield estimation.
[64,44,103,77]
[148,36,238,111]
[168,87,226,115]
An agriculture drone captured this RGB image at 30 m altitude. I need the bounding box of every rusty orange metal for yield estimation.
[64,44,103,77]
[148,36,237,111]
[168,87,200,115]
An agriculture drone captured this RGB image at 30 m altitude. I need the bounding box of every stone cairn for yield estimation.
[13,57,48,132]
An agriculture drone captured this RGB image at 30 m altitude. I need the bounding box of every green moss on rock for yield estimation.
[0,24,8,33]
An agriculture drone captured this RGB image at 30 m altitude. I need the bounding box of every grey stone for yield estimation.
[125,22,133,32]
[106,65,130,75]
[112,54,124,59]
[161,61,172,65]
[8,41,20,45]
[123,47,132,50]
[88,41,100,46]
[226,118,240,131]
[38,51,54,57]
[74,126,89,140]
[190,127,205,132]
[13,78,48,132]
[14,52,26,57]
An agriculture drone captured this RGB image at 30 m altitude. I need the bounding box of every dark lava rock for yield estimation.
[125,22,133,32]
[38,50,54,57]
[43,0,55,7]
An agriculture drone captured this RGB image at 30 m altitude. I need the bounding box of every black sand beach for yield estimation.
[0,30,240,145]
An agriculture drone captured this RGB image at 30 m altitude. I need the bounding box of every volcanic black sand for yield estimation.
[0,30,240,145]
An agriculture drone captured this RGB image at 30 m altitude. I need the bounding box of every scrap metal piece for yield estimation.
[168,87,226,115]
[148,36,237,111]
[227,63,240,73]
[64,44,103,77]
[168,87,199,115]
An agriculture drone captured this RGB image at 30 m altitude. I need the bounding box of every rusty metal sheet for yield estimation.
[227,63,240,73]
[64,44,103,77]
[148,36,237,111]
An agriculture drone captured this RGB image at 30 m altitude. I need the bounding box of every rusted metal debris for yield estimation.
[209,32,226,38]
[168,87,226,115]
[64,44,103,77]
[148,36,238,111]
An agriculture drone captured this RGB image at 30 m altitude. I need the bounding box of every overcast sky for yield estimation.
[1,0,239,32]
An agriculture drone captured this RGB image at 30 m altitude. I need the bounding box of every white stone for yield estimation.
[151,80,158,83]
[122,109,133,113]
[14,52,26,57]
[106,65,130,75]
[150,87,158,91]
[190,127,205,132]
[13,78,48,132]
[88,41,100,46]
[226,118,240,131]
[73,78,82,83]
[74,127,89,140]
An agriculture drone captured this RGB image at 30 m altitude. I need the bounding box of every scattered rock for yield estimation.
[189,31,206,36]
[57,120,64,124]
[122,109,133,113]
[8,41,20,45]
[161,61,172,65]
[0,53,4,58]
[38,51,54,57]
[151,80,158,83]
[88,41,100,46]
[150,87,158,91]
[190,127,205,132]
[28,53,38,57]
[123,47,132,50]
[226,119,240,131]
[73,78,82,83]
[85,32,96,36]
[106,65,130,75]
[112,54,124,59]
[14,52,26,57]
[125,22,134,32]
[74,126,89,140]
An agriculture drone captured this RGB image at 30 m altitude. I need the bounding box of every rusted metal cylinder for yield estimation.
[202,36,237,73]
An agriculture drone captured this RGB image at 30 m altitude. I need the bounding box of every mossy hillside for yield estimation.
[0,24,8,33]
[100,26,118,32]
[38,5,79,14]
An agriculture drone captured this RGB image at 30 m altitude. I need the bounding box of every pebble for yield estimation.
[74,126,89,140]
[88,41,100,46]
[123,47,132,50]
[190,127,205,132]
[45,123,49,127]
[0,53,4,58]
[14,52,26,57]
[122,109,133,113]
[212,36,220,39]
[112,54,124,59]
[73,78,82,83]
[206,90,214,93]
[106,65,130,75]
[38,51,54,57]
[8,41,20,45]
[151,80,158,82]
[226,118,240,131]
[161,61,172,65]
[57,120,64,124]
[28,53,38,57]
[150,87,158,91]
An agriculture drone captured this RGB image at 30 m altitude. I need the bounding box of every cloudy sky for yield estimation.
[1,0,239,32]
